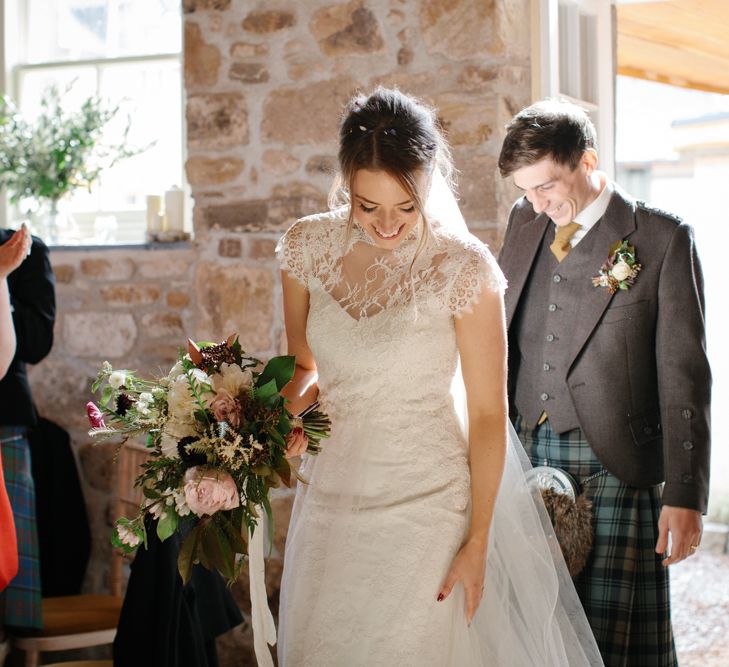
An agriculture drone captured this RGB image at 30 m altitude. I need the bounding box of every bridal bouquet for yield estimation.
[86,334,330,584]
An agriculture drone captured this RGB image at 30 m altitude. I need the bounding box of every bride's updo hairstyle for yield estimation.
[331,87,454,251]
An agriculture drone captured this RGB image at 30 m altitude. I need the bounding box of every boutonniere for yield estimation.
[592,240,642,294]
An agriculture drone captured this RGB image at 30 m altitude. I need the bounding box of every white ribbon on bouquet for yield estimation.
[248,510,277,667]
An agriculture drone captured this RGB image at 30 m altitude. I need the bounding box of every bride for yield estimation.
[275,87,602,666]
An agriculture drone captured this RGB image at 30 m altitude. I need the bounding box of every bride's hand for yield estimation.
[285,419,308,458]
[437,538,488,623]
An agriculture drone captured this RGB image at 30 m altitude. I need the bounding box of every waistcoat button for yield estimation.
[553,274,562,283]
[540,392,549,401]
[683,441,694,451]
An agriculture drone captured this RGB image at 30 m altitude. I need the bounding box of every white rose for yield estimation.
[139,392,154,403]
[610,260,632,282]
[160,433,181,458]
[167,370,212,423]
[109,371,127,389]
[211,363,253,398]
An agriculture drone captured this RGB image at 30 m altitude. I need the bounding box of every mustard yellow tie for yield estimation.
[550,222,582,262]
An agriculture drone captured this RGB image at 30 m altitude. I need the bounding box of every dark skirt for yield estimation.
[516,417,678,667]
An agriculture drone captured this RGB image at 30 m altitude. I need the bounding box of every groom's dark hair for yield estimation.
[498,99,597,177]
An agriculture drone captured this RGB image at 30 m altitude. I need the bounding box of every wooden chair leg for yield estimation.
[23,648,40,667]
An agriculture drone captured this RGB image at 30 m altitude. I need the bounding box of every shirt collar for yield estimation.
[573,172,612,231]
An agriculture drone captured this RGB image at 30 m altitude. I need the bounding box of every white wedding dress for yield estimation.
[276,207,602,666]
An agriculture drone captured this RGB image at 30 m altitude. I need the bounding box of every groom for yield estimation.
[497,99,710,666]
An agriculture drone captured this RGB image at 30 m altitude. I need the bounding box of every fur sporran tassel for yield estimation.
[540,488,594,577]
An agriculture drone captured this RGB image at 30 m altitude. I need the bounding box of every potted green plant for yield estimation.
[0,84,142,244]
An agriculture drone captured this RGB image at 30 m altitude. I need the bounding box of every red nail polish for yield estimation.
[437,593,444,602]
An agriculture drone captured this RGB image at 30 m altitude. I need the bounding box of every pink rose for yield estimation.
[86,402,106,429]
[210,389,242,429]
[183,466,240,517]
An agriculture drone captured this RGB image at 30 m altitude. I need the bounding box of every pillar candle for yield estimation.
[164,186,185,232]
[146,195,162,232]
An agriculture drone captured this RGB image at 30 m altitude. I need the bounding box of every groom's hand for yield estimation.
[655,505,702,566]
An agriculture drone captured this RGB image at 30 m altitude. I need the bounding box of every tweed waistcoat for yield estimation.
[513,223,602,432]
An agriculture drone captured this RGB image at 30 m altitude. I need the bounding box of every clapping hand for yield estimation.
[0,225,32,280]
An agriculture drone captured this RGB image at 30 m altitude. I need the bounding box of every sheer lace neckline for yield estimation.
[347,214,422,265]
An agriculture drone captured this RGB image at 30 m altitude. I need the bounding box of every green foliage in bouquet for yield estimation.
[87,334,330,585]
[0,83,142,210]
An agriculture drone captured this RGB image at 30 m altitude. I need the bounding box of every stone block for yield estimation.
[100,284,161,306]
[195,262,275,351]
[419,0,498,60]
[242,10,295,33]
[202,183,326,233]
[186,155,245,185]
[230,42,269,58]
[263,150,301,176]
[310,0,384,56]
[184,22,221,88]
[80,258,135,281]
[53,264,75,284]
[268,182,328,228]
[204,200,269,232]
[305,154,337,175]
[183,0,231,12]
[262,77,357,145]
[187,93,248,150]
[397,46,414,66]
[167,291,191,309]
[458,65,498,91]
[64,312,137,358]
[229,62,270,84]
[435,94,495,146]
[457,154,499,223]
[218,237,243,257]
[250,238,277,261]
[137,253,195,279]
[140,311,185,339]
[27,355,93,431]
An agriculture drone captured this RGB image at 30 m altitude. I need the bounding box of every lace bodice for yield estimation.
[276,208,506,512]
[277,207,505,320]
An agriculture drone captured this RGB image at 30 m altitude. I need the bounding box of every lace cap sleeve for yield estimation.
[446,236,507,318]
[276,219,309,286]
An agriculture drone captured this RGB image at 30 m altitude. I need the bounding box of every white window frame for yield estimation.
[1,0,186,244]
[531,0,616,178]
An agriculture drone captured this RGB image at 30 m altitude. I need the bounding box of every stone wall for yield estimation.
[28,1,531,664]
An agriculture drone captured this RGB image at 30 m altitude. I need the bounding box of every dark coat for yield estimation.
[0,229,55,427]
[499,185,711,512]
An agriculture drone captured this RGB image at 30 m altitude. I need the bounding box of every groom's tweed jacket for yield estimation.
[498,184,711,512]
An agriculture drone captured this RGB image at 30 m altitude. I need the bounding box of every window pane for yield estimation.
[17,59,182,219]
[24,0,181,63]
[94,60,183,212]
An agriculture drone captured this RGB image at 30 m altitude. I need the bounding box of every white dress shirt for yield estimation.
[564,172,613,248]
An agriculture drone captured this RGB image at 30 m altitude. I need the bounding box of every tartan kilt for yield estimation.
[0,426,43,629]
[515,416,677,667]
